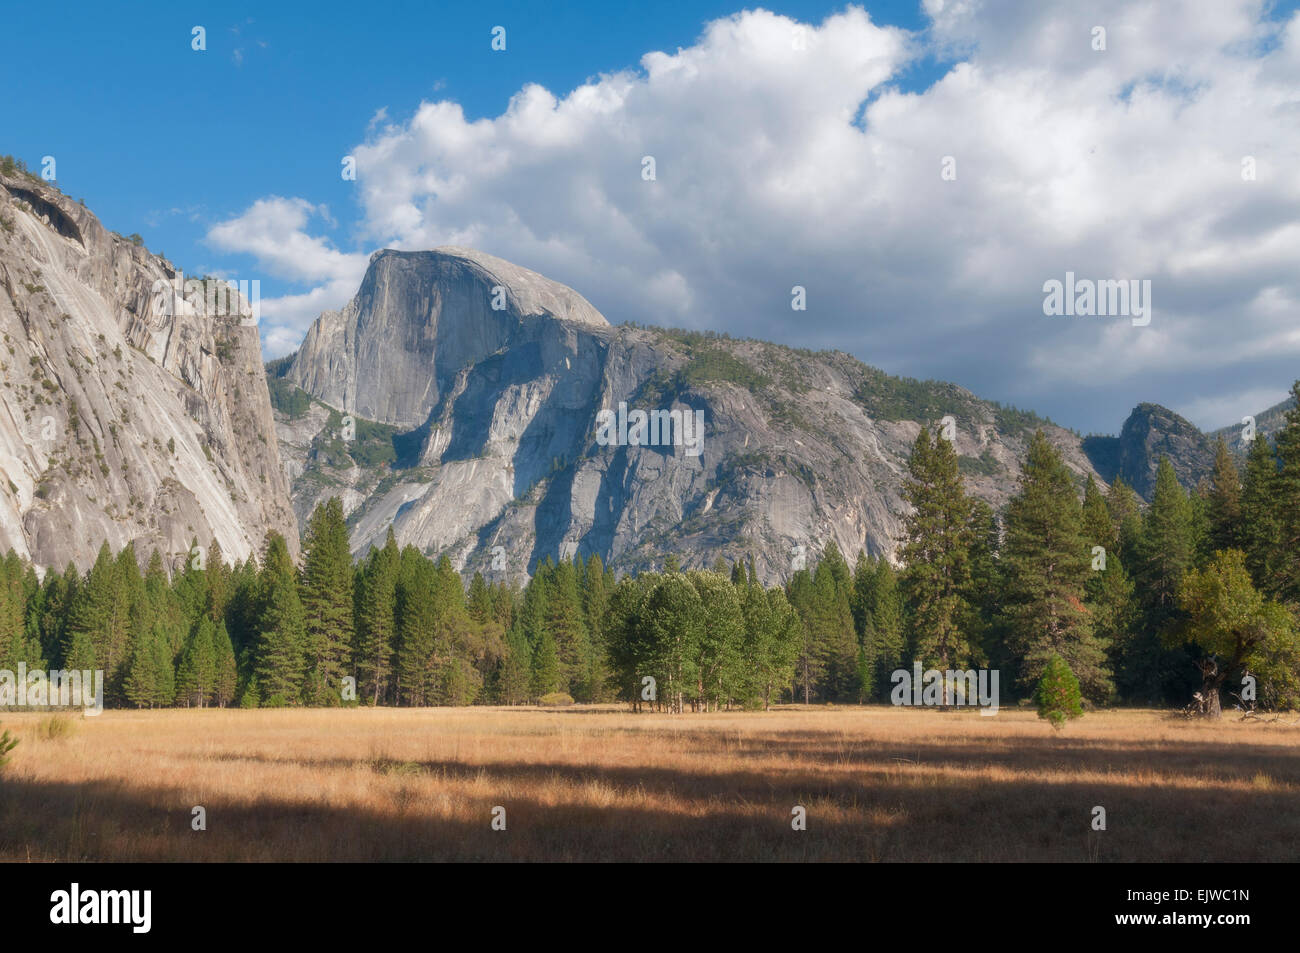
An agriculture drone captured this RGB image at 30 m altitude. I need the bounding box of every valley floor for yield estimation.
[1,705,1297,862]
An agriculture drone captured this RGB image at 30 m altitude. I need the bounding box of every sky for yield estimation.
[3,0,1298,435]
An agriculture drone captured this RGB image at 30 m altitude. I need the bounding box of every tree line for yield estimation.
[3,382,1300,715]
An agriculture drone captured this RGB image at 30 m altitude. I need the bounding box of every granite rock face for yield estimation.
[280,248,1104,585]
[0,170,298,572]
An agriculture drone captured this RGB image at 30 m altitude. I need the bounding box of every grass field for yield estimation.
[1,705,1298,862]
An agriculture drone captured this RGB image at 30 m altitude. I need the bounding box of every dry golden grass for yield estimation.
[1,705,1298,861]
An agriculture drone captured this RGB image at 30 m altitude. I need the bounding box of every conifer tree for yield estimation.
[355,530,399,705]
[530,628,561,698]
[255,532,306,706]
[299,498,355,704]
[1269,381,1300,603]
[1000,431,1110,699]
[809,549,858,701]
[899,427,975,670]
[212,621,238,707]
[1035,654,1084,729]
[1127,458,1196,702]
[395,547,438,705]
[500,624,533,704]
[1207,438,1244,556]
[1241,432,1280,594]
[205,540,231,623]
[175,618,217,706]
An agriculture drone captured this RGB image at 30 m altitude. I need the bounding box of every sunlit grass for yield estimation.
[1,705,1297,861]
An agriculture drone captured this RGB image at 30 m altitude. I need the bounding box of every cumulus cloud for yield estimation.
[215,1,1300,430]
[206,197,369,357]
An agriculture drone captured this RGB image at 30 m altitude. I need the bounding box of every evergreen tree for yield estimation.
[175,618,217,706]
[65,543,132,698]
[255,532,306,706]
[1128,457,1197,701]
[299,498,355,704]
[354,530,399,705]
[212,621,238,707]
[899,427,974,670]
[808,548,858,701]
[1241,433,1280,594]
[1207,438,1244,556]
[394,547,438,705]
[1035,654,1084,729]
[1000,431,1111,700]
[1270,381,1300,603]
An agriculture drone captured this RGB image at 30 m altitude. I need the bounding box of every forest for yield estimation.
[3,381,1300,717]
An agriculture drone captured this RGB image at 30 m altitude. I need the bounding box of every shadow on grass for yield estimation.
[3,729,1298,861]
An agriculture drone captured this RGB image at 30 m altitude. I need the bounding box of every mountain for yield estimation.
[275,247,1102,585]
[0,162,298,571]
[1081,403,1218,498]
[1210,394,1295,450]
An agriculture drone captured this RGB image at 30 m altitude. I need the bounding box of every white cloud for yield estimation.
[205,197,369,358]
[213,1,1300,431]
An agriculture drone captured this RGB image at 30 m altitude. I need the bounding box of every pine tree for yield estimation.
[1106,475,1144,566]
[899,427,975,670]
[255,532,306,706]
[500,624,533,704]
[65,543,132,699]
[1128,457,1196,703]
[212,621,238,707]
[580,555,611,701]
[175,618,217,706]
[547,559,591,698]
[1035,654,1084,729]
[394,547,438,705]
[1269,381,1300,603]
[354,530,399,705]
[299,498,355,704]
[1207,438,1243,556]
[205,540,231,623]
[865,558,905,698]
[785,568,823,703]
[1241,433,1280,594]
[809,547,858,702]
[467,572,493,624]
[530,628,561,698]
[1000,431,1111,700]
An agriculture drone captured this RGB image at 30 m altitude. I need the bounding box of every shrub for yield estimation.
[38,715,76,740]
[0,723,18,768]
[1035,654,1083,730]
[538,692,575,707]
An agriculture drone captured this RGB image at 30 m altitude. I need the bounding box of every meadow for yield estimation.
[1,705,1297,862]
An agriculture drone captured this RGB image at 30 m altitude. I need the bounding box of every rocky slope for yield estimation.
[276,248,1103,585]
[0,166,298,571]
[1081,403,1219,497]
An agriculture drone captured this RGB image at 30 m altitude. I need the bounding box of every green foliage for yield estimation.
[1035,654,1084,729]
[266,376,312,418]
[900,427,975,670]
[538,692,575,706]
[0,723,17,768]
[1000,431,1111,701]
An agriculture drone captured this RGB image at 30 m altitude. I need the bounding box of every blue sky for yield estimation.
[0,0,937,296]
[4,1,1300,434]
